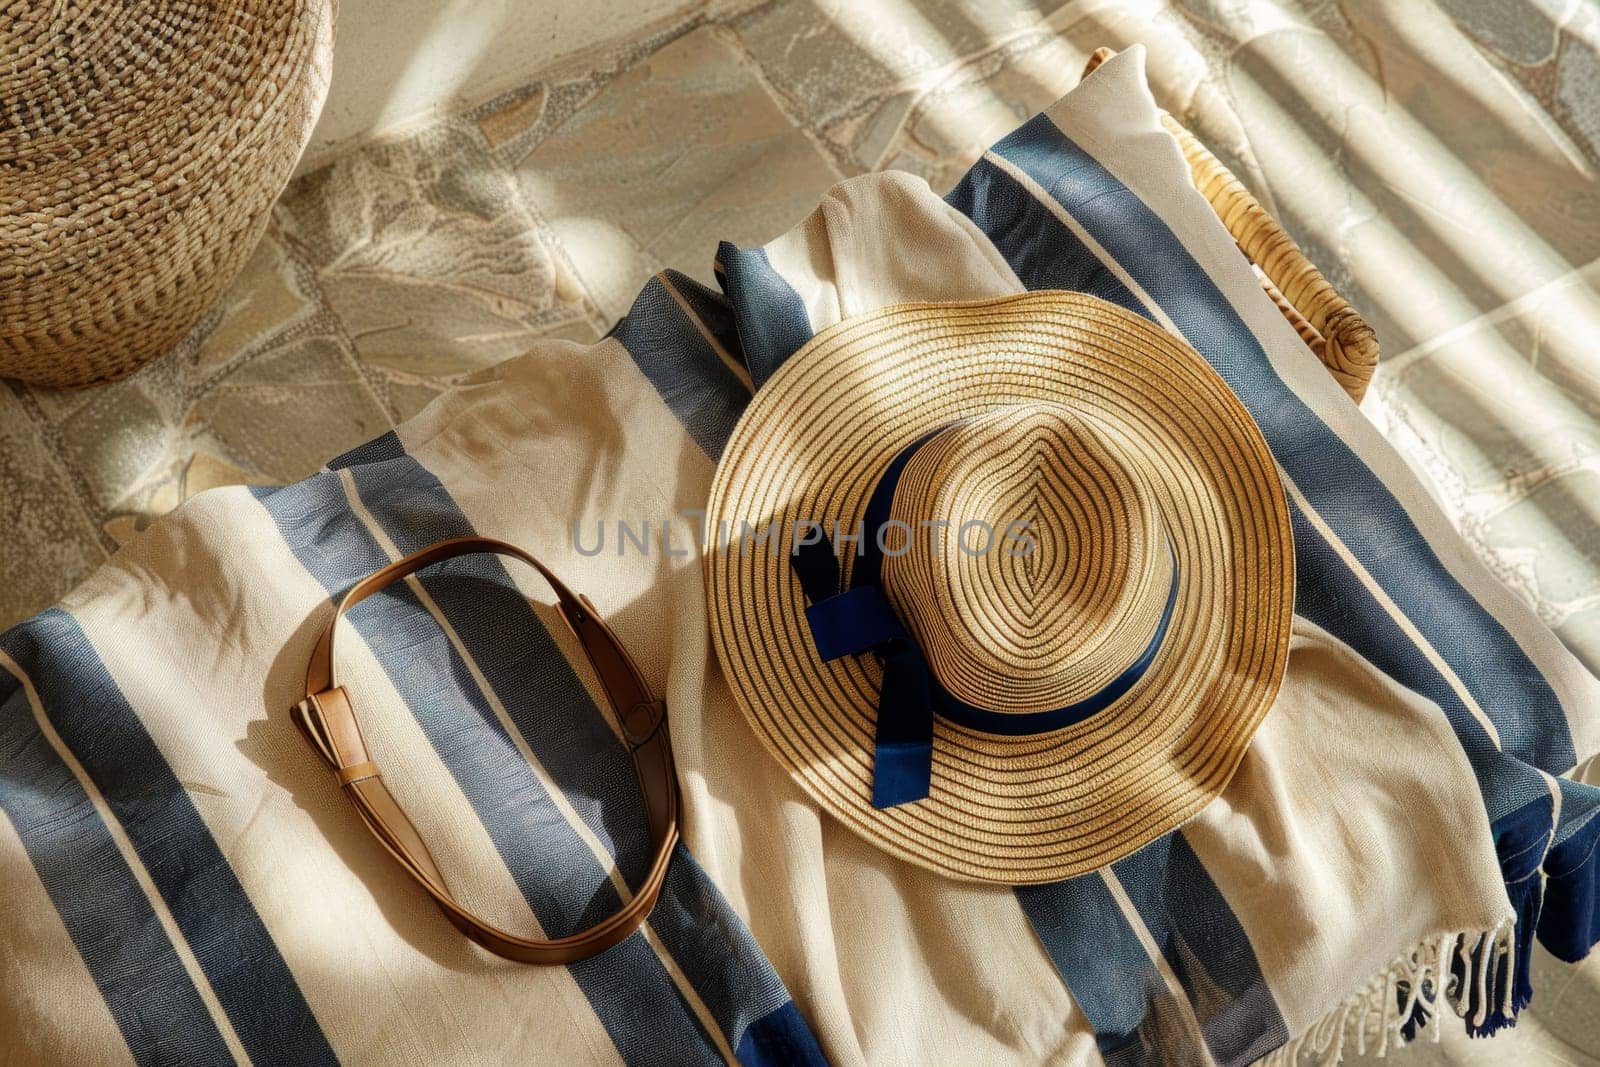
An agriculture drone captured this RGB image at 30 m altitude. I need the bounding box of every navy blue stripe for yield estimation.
[0,636,233,1067]
[323,449,816,1058]
[657,850,824,1060]
[252,474,724,1066]
[714,242,814,389]
[611,274,752,459]
[735,1001,830,1067]
[1016,874,1203,1067]
[1110,836,1287,1066]
[0,610,336,1066]
[1542,782,1600,961]
[944,158,1140,309]
[662,269,749,373]
[336,456,653,882]
[991,112,1575,775]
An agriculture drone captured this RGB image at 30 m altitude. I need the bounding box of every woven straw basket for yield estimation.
[1084,49,1379,403]
[1,2,336,389]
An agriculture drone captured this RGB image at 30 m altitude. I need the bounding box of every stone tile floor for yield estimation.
[3,2,1600,1056]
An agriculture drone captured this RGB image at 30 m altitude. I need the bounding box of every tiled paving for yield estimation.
[5,1,1600,1059]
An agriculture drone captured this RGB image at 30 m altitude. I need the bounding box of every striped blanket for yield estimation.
[3,45,1596,1066]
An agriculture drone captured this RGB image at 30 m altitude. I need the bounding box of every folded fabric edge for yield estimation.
[1540,808,1600,964]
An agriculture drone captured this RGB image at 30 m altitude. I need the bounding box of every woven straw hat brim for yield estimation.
[705,292,1294,884]
[1,3,333,387]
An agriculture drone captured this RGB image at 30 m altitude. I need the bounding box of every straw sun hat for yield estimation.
[1,1,334,387]
[705,291,1294,884]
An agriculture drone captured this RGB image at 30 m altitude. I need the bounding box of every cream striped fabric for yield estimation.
[2,44,1595,1067]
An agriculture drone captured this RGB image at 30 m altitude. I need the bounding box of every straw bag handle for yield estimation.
[292,536,678,964]
[1083,48,1379,403]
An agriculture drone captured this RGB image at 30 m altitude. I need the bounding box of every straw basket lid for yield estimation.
[705,292,1295,884]
[1,1,335,388]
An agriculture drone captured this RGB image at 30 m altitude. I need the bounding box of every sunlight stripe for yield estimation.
[982,149,1178,336]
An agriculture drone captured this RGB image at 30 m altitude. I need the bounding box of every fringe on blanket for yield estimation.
[1257,913,1533,1066]
[1263,793,1576,1065]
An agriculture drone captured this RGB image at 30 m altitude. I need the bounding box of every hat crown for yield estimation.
[880,403,1174,717]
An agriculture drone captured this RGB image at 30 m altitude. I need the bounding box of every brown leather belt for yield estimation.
[292,536,679,964]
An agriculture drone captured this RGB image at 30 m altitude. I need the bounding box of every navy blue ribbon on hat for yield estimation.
[790,433,1181,809]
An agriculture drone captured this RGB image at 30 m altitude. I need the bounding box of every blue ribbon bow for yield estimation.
[791,539,939,808]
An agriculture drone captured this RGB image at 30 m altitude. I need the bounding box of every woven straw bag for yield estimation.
[1,1,336,388]
[1085,49,1379,402]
